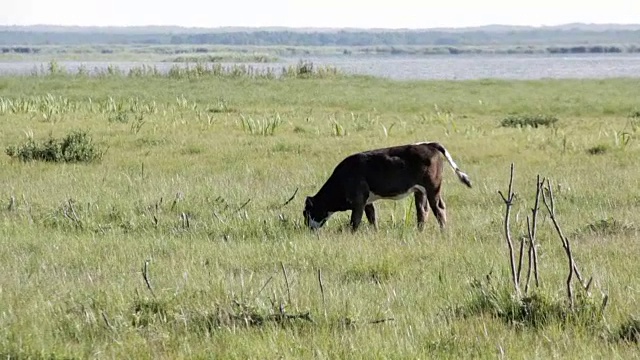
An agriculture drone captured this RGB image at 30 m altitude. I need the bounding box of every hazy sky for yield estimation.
[2,0,638,29]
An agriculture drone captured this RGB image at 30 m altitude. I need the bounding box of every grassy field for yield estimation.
[0,67,639,359]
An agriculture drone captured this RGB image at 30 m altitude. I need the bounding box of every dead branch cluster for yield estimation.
[137,259,393,330]
[499,163,605,309]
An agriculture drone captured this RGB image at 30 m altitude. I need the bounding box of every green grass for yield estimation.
[1,70,640,358]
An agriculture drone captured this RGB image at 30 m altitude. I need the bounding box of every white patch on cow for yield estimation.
[366,185,426,204]
[440,148,459,171]
[309,218,323,229]
[309,212,334,230]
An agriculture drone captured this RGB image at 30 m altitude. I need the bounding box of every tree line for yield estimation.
[1,28,639,46]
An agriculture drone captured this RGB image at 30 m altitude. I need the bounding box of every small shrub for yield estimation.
[6,130,104,163]
[500,114,559,128]
[587,144,609,155]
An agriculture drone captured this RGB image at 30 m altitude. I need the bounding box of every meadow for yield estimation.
[0,64,639,359]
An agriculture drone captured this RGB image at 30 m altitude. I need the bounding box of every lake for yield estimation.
[1,54,640,80]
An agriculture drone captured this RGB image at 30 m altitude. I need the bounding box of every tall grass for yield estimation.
[0,74,639,358]
[22,59,342,80]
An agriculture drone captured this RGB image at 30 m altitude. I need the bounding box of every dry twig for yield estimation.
[516,236,525,284]
[524,175,543,293]
[101,311,114,330]
[541,178,591,307]
[498,163,520,295]
[317,268,327,319]
[281,188,299,208]
[257,275,274,298]
[235,199,251,214]
[281,262,291,305]
[142,259,156,298]
[7,196,16,211]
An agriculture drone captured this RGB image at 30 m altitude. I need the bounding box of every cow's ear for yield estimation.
[305,196,313,207]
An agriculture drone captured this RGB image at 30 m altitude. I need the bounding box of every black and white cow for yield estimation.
[303,142,472,232]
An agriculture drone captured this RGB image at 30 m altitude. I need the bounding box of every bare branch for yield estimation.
[601,294,609,313]
[281,188,299,208]
[516,236,525,284]
[566,253,575,308]
[142,259,156,298]
[541,178,590,306]
[269,310,314,324]
[524,175,544,294]
[524,217,533,294]
[212,211,226,224]
[525,241,534,294]
[7,196,16,211]
[530,175,543,288]
[234,199,251,214]
[317,268,327,319]
[585,276,594,293]
[542,179,589,287]
[257,275,274,298]
[101,311,114,331]
[498,163,520,295]
[280,262,291,305]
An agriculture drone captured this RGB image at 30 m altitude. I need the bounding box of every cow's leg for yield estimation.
[348,182,369,232]
[350,204,365,232]
[427,189,447,230]
[364,203,377,229]
[414,190,428,231]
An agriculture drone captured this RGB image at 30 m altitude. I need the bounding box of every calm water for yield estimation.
[1,54,640,80]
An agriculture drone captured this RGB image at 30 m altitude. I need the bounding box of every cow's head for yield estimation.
[303,196,331,230]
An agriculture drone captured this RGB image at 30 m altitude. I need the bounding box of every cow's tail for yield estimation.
[427,142,472,188]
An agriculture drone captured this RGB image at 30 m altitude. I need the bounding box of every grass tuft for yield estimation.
[500,114,559,128]
[586,144,609,155]
[452,276,606,331]
[577,218,637,237]
[614,316,640,343]
[239,113,283,136]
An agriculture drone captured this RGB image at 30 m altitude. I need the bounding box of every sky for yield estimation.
[1,0,638,29]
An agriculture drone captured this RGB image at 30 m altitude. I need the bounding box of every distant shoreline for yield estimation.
[2,43,640,63]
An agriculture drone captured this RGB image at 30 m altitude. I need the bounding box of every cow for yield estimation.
[303,141,472,232]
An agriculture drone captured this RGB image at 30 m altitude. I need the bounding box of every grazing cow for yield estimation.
[303,142,472,232]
